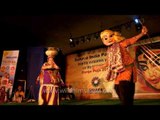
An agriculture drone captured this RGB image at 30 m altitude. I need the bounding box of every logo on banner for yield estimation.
[91,77,101,87]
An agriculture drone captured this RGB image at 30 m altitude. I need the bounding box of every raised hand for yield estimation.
[141,26,148,35]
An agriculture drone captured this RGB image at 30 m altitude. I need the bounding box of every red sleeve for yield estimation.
[120,37,136,47]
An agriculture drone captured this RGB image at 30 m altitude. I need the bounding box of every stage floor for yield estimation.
[1,99,160,105]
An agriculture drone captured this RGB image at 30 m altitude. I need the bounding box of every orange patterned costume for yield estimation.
[94,26,148,105]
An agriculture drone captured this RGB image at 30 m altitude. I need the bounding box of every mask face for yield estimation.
[100,30,115,46]
[100,30,125,46]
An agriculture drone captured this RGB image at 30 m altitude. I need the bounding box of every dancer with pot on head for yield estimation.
[36,47,64,105]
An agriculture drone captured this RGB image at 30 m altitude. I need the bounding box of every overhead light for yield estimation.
[69,20,137,47]
[69,38,75,47]
[69,38,73,42]
[134,18,139,24]
[133,15,144,31]
[134,18,142,31]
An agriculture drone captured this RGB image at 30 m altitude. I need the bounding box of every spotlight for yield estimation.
[69,38,75,47]
[134,18,142,31]
[69,38,73,42]
[134,18,139,24]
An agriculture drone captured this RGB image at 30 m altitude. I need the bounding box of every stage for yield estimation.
[1,99,160,105]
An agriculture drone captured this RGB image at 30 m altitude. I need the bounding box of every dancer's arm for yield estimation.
[92,62,108,71]
[120,26,148,47]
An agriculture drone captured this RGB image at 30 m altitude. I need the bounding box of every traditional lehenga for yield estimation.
[37,62,63,105]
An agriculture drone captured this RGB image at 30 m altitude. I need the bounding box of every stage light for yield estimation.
[69,38,75,47]
[69,20,136,48]
[69,38,73,42]
[134,17,142,31]
[134,18,139,24]
[134,18,143,25]
[134,18,142,31]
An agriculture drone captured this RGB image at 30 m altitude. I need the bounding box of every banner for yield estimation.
[0,50,19,99]
[135,39,160,98]
[66,48,116,99]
